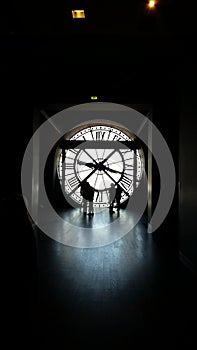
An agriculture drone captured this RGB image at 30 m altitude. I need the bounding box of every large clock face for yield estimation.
[57,123,144,208]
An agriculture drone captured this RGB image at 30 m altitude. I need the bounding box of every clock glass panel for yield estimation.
[57,124,144,208]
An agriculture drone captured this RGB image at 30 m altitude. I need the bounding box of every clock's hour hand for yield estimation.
[77,160,98,169]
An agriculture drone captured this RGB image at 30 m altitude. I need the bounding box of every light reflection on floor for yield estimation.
[38,206,146,248]
[34,208,189,344]
[35,207,155,297]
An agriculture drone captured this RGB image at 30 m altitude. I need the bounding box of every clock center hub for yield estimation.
[98,162,104,171]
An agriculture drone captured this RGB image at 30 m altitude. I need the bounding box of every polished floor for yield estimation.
[22,207,197,347]
[3,201,195,347]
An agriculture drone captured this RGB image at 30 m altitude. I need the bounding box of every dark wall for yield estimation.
[149,74,180,259]
[1,19,194,268]
[1,96,34,197]
[179,59,197,270]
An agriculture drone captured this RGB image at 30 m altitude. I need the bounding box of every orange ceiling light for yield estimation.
[148,1,156,9]
[72,10,85,19]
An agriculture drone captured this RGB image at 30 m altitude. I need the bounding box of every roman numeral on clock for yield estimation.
[119,175,131,191]
[96,131,106,140]
[65,163,74,169]
[112,135,121,141]
[68,176,79,188]
[95,191,103,202]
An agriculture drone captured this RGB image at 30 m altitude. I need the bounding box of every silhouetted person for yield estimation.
[109,183,116,214]
[115,184,122,212]
[80,180,95,215]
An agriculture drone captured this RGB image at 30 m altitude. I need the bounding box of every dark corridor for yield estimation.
[1,1,197,346]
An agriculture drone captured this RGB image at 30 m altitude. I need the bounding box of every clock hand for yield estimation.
[102,165,123,174]
[77,160,98,169]
[78,161,131,176]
